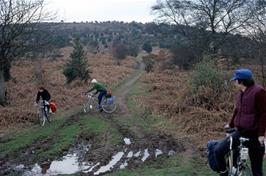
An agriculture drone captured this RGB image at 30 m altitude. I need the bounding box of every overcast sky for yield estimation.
[47,0,157,23]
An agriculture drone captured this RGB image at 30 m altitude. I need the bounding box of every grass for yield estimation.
[0,114,68,155]
[36,123,81,158]
[107,154,215,176]
[80,115,122,145]
[110,77,217,176]
[114,80,173,135]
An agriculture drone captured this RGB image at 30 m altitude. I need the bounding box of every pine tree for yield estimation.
[63,38,90,83]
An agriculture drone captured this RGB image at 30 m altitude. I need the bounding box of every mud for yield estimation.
[0,57,186,176]
[1,131,182,176]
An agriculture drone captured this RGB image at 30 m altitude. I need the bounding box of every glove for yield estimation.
[258,136,265,146]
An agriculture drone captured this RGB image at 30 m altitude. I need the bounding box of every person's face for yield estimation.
[39,89,44,92]
[234,80,244,91]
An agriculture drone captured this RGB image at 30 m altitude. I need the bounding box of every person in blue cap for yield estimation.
[214,68,266,176]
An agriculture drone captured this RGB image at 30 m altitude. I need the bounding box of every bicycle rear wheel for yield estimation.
[102,97,116,113]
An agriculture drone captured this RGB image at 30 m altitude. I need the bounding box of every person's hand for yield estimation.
[258,136,265,146]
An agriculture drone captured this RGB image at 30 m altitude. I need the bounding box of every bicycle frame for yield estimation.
[227,136,251,176]
[83,93,116,113]
[83,93,99,113]
[37,100,50,126]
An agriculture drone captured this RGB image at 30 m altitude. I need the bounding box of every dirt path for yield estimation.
[0,55,184,176]
[114,56,145,115]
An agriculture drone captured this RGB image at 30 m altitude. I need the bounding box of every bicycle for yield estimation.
[36,100,51,126]
[226,128,252,176]
[83,93,116,114]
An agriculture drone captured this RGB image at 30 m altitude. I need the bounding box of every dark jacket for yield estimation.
[230,84,266,137]
[36,89,51,103]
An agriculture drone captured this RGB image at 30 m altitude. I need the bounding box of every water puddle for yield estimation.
[155,149,163,157]
[126,151,133,158]
[119,161,128,169]
[17,137,177,176]
[23,142,91,176]
[94,152,124,175]
[123,138,131,145]
[141,149,150,162]
[134,151,141,157]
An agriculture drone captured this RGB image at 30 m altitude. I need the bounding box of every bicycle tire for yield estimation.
[39,108,46,126]
[83,101,92,113]
[84,98,98,113]
[102,98,116,113]
[237,164,252,176]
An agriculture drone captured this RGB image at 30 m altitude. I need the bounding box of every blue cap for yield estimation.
[231,69,253,81]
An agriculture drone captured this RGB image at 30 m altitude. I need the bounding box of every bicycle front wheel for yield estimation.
[102,98,116,113]
[83,101,92,113]
[237,165,252,176]
[84,99,98,113]
[39,109,46,126]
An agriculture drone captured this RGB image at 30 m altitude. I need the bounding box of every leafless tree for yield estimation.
[0,0,49,106]
[152,0,266,53]
[245,1,266,87]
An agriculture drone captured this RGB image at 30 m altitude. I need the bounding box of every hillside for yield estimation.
[0,47,135,131]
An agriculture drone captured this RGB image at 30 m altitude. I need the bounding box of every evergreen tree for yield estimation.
[63,38,90,83]
[142,42,152,53]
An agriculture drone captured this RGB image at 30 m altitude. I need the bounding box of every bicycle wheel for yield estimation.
[83,99,98,113]
[83,101,91,113]
[39,109,46,126]
[237,165,252,176]
[102,97,116,113]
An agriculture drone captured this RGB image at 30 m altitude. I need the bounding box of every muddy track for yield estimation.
[0,55,185,176]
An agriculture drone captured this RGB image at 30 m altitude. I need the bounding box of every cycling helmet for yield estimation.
[91,79,98,83]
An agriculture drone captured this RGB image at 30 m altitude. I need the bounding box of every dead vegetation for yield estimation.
[0,48,135,130]
[136,50,265,148]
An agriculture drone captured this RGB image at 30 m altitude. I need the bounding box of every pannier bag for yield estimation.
[49,101,57,113]
[207,140,221,172]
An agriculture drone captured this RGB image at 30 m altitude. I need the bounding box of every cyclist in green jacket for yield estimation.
[86,79,107,110]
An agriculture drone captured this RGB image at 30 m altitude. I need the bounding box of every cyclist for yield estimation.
[214,69,266,176]
[36,87,51,114]
[86,79,107,110]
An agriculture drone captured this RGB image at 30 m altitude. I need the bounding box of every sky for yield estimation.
[46,0,157,23]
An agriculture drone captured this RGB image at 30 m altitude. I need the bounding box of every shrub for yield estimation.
[142,42,152,53]
[189,60,230,109]
[63,38,90,83]
[142,55,155,72]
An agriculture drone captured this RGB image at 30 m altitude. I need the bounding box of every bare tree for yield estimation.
[152,0,266,54]
[245,2,266,87]
[0,0,49,105]
[152,0,265,34]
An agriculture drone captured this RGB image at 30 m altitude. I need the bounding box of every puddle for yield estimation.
[168,150,176,156]
[119,161,128,169]
[141,149,150,162]
[127,151,133,158]
[155,149,163,157]
[11,137,178,176]
[123,138,131,145]
[24,153,92,176]
[94,152,124,175]
[134,151,141,157]
[23,142,91,176]
[83,162,100,173]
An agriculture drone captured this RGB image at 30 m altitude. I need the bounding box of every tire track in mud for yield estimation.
[0,55,184,176]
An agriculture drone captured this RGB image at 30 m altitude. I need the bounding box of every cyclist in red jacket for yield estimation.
[214,69,266,176]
